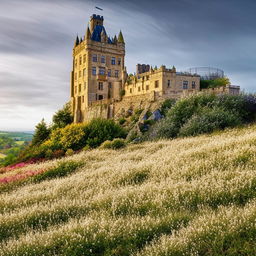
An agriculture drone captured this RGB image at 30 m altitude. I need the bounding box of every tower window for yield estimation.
[98,82,103,90]
[83,68,86,77]
[98,95,103,100]
[130,88,132,93]
[79,71,81,78]
[138,86,141,92]
[92,54,97,62]
[155,80,159,88]
[115,70,119,78]
[167,80,171,88]
[75,59,77,68]
[83,54,86,63]
[192,81,196,89]
[79,56,82,65]
[74,72,77,81]
[101,55,106,63]
[109,82,112,89]
[108,69,111,77]
[99,67,105,75]
[92,67,96,75]
[111,57,116,65]
[146,85,149,90]
[79,84,81,92]
[183,81,188,89]
[118,58,121,65]
[82,96,84,103]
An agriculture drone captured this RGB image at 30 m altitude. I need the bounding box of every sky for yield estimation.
[0,0,256,131]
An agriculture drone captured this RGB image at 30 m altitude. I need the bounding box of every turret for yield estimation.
[90,14,104,33]
[113,35,118,44]
[118,31,125,44]
[74,35,79,47]
[86,26,91,40]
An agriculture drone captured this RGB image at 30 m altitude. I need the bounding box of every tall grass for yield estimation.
[0,125,256,255]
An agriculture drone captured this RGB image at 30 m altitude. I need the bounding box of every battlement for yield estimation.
[91,14,104,21]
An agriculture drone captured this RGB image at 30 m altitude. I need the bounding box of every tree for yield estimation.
[52,102,73,129]
[32,119,50,145]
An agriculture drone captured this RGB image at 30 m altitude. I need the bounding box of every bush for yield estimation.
[179,107,241,137]
[60,123,87,150]
[84,118,126,148]
[65,149,74,156]
[118,118,126,125]
[100,139,126,149]
[146,93,256,140]
[160,99,176,116]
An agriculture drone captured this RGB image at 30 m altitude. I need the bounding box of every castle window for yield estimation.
[130,88,132,93]
[99,67,105,75]
[98,82,103,90]
[111,57,116,65]
[83,54,86,63]
[108,69,111,77]
[146,76,149,80]
[92,67,96,75]
[118,58,121,65]
[79,56,82,65]
[138,86,141,92]
[82,96,84,103]
[183,81,188,89]
[79,84,81,92]
[98,95,103,100]
[75,59,77,68]
[146,85,149,90]
[101,55,106,63]
[115,70,119,78]
[192,81,196,89]
[83,68,86,77]
[167,80,171,88]
[74,72,77,81]
[109,82,112,89]
[155,80,159,88]
[92,54,97,62]
[79,71,81,78]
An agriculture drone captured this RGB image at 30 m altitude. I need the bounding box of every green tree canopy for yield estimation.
[32,119,50,146]
[52,102,73,129]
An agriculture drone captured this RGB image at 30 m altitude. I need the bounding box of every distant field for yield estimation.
[0,153,6,159]
[15,141,24,145]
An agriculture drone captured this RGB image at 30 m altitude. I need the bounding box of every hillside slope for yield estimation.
[1,125,256,255]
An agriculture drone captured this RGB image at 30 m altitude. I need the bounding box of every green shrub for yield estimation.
[65,148,74,156]
[179,107,241,137]
[33,161,83,182]
[100,139,126,149]
[118,118,126,125]
[60,123,87,150]
[160,98,176,116]
[146,94,255,140]
[84,118,126,148]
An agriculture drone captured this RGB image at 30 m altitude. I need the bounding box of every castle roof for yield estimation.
[91,25,112,43]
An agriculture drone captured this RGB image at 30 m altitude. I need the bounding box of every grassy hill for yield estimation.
[0,124,256,255]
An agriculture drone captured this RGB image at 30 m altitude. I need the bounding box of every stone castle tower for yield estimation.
[71,14,126,123]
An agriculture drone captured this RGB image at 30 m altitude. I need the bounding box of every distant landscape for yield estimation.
[0,131,33,166]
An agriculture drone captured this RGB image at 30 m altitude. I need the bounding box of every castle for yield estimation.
[70,14,238,123]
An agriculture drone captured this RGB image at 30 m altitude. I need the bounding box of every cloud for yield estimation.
[0,0,255,130]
